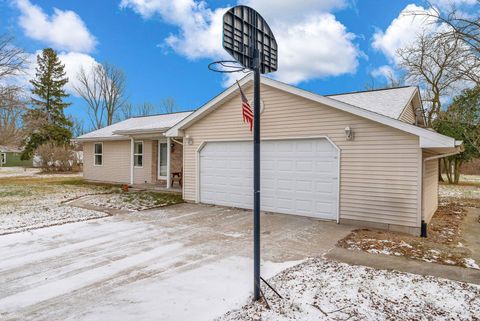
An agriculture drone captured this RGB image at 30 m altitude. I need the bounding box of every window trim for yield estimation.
[93,142,103,166]
[134,140,144,168]
[158,140,168,179]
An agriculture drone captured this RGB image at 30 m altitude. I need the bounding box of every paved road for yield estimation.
[0,203,352,321]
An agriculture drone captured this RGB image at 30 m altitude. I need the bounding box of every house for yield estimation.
[76,75,462,235]
[0,145,33,167]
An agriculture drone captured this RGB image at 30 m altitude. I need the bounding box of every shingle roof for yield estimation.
[326,86,417,119]
[76,111,193,141]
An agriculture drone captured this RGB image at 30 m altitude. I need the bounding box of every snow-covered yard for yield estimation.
[0,175,182,235]
[0,166,81,179]
[217,258,480,321]
[0,182,112,235]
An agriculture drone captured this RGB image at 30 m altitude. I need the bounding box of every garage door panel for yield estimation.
[199,139,338,220]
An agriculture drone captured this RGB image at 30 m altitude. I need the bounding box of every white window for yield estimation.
[134,141,143,167]
[159,142,167,177]
[94,143,103,166]
[0,153,6,165]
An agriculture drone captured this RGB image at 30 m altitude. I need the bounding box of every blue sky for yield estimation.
[0,0,477,128]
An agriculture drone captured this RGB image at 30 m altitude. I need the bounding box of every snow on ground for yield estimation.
[217,258,480,321]
[76,256,299,321]
[0,184,111,235]
[0,167,81,178]
[439,183,480,199]
[83,191,182,212]
[0,212,303,321]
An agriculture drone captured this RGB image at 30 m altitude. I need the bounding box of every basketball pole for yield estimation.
[253,47,261,302]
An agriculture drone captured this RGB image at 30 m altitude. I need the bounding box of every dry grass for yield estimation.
[337,196,479,269]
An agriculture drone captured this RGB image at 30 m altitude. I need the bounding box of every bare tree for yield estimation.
[70,116,87,138]
[74,62,127,129]
[160,97,177,114]
[407,2,480,85]
[397,32,472,126]
[0,90,26,146]
[0,34,27,96]
[137,102,156,116]
[99,63,126,126]
[73,66,104,129]
[116,102,134,122]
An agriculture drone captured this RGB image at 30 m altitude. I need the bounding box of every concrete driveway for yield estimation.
[0,203,353,321]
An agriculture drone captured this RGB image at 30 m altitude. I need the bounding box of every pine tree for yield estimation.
[22,48,72,159]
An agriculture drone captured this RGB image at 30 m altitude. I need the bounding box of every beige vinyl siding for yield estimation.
[399,103,416,124]
[84,140,130,184]
[422,152,439,223]
[183,84,421,228]
[133,140,153,184]
[83,140,154,184]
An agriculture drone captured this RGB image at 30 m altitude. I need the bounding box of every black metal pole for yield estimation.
[253,48,261,301]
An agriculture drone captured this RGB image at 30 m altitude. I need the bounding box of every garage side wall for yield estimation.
[422,155,439,223]
[183,84,421,232]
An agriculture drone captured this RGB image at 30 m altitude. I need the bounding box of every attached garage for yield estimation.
[199,138,339,220]
[166,75,461,236]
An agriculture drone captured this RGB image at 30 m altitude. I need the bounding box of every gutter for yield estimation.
[420,148,463,237]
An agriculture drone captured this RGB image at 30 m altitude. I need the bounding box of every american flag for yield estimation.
[236,81,253,131]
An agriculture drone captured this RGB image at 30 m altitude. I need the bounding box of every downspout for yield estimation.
[421,150,461,237]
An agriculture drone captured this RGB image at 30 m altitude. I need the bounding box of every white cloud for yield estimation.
[58,52,99,95]
[21,51,98,97]
[15,0,96,53]
[372,4,438,64]
[429,0,478,10]
[274,14,359,83]
[371,65,397,82]
[120,0,361,85]
[239,0,347,23]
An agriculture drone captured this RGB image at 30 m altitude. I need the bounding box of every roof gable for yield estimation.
[327,87,417,120]
[166,74,458,149]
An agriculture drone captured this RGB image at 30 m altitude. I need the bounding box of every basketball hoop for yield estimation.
[207,60,249,73]
[209,5,279,303]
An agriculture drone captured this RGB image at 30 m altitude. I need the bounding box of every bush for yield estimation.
[35,143,78,172]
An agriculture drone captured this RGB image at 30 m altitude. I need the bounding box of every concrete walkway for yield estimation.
[326,247,480,285]
[462,207,480,264]
[327,207,480,285]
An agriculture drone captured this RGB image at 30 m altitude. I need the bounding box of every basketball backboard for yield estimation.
[222,5,278,74]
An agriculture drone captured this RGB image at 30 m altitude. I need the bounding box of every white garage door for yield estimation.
[199,138,339,220]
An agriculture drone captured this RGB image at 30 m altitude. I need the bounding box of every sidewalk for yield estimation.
[326,246,480,285]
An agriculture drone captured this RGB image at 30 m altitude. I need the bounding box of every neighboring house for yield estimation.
[77,75,462,235]
[0,146,33,167]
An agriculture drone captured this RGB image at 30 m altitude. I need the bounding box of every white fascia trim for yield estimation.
[166,75,457,148]
[165,73,253,137]
[113,128,169,135]
[75,136,129,142]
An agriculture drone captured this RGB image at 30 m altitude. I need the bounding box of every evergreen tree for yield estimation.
[22,48,72,159]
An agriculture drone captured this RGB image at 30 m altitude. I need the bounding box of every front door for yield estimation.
[158,141,168,179]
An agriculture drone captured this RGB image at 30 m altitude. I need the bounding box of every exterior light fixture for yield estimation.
[185,135,193,145]
[345,126,353,141]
